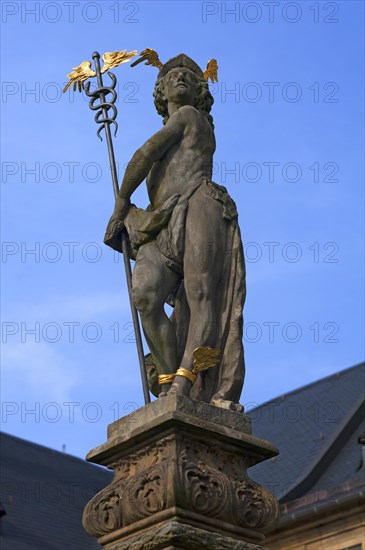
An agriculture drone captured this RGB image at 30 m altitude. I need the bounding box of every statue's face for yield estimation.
[163,68,199,106]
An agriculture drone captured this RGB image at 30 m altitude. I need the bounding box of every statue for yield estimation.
[104,52,246,411]
[64,50,280,550]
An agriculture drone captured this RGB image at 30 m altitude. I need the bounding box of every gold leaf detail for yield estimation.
[203,59,218,83]
[63,61,96,93]
[192,347,220,374]
[101,49,137,73]
[130,48,163,69]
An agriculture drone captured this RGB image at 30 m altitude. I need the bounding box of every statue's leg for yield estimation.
[169,192,225,397]
[132,241,180,395]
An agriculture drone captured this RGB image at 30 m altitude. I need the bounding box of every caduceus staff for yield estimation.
[63,49,151,404]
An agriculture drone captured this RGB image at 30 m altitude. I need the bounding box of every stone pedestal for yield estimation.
[83,395,280,549]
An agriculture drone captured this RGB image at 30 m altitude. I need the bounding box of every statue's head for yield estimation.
[153,54,214,124]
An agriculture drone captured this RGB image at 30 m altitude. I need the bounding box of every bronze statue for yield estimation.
[104,53,246,411]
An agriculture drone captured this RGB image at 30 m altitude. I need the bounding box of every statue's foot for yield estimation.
[210,398,244,412]
[168,376,191,397]
[159,383,172,397]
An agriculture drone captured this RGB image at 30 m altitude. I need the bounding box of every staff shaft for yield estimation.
[92,52,151,405]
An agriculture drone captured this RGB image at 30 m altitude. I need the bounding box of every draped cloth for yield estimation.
[124,179,246,405]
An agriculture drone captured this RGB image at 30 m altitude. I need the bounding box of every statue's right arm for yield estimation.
[113,111,186,218]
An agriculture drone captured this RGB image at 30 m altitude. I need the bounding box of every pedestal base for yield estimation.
[102,521,264,550]
[83,395,280,549]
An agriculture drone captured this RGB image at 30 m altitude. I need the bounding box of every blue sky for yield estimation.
[1,0,364,459]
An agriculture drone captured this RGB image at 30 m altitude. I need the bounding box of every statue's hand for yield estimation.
[113,196,131,221]
[104,197,131,253]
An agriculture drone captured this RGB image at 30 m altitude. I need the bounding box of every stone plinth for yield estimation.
[82,395,280,549]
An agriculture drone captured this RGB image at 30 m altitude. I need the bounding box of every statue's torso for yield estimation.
[147,108,215,208]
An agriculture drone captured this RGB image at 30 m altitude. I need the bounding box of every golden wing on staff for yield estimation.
[203,59,218,83]
[130,48,163,69]
[101,49,137,73]
[63,61,96,93]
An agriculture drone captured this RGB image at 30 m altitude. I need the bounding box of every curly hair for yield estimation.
[153,71,214,128]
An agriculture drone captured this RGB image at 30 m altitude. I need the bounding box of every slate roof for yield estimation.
[1,364,363,548]
[0,432,113,550]
[247,362,365,505]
